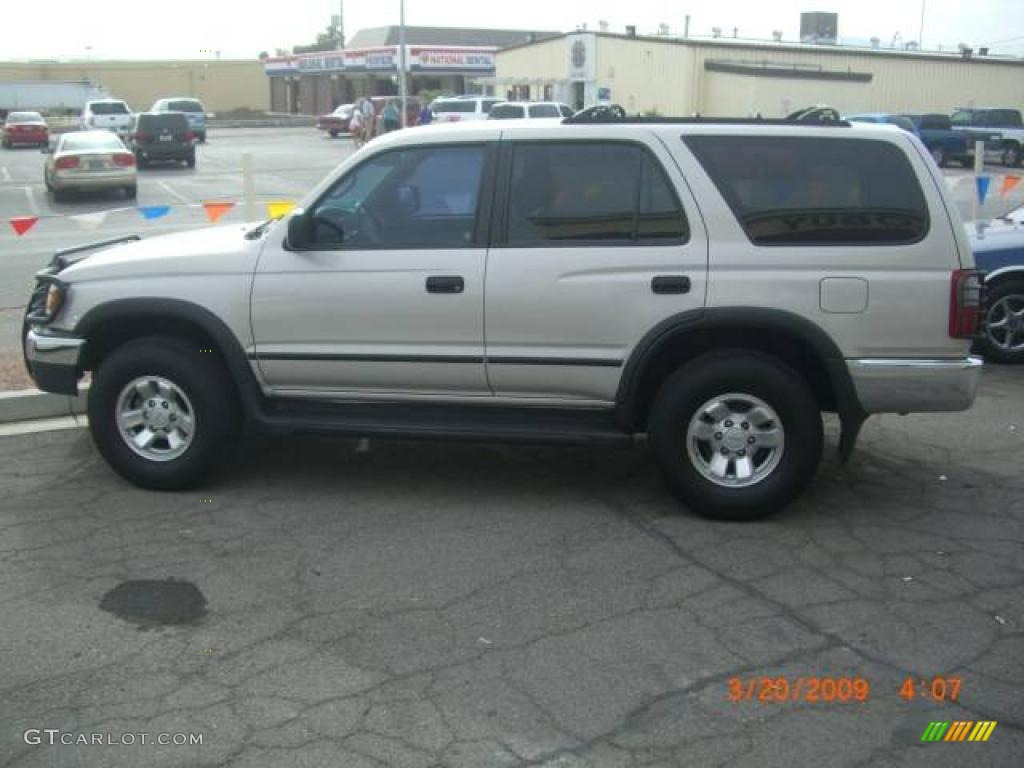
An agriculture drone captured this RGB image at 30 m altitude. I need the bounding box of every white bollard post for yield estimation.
[242,152,257,222]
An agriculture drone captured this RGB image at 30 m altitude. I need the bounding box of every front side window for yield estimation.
[310,144,487,249]
[490,104,525,120]
[505,142,688,246]
[685,136,929,246]
[528,104,561,118]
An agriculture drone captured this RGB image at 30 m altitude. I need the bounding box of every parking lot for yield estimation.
[1,126,1022,767]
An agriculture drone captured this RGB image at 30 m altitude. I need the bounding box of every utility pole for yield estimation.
[918,0,926,49]
[337,0,345,50]
[399,0,408,127]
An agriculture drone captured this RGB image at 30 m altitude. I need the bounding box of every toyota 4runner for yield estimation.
[23,116,985,520]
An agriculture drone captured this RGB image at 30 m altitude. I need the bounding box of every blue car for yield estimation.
[846,112,970,168]
[150,97,208,143]
[968,205,1024,362]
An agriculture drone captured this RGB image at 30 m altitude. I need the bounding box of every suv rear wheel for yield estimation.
[88,336,240,489]
[981,279,1024,363]
[648,353,824,521]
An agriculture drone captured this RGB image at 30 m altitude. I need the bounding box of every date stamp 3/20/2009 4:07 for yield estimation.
[726,676,963,704]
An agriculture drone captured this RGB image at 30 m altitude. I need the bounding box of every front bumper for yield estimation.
[23,328,85,396]
[847,356,984,413]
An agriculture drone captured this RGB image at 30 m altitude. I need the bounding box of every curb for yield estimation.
[0,386,88,424]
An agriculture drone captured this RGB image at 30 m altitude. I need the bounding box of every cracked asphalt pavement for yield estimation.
[0,366,1022,767]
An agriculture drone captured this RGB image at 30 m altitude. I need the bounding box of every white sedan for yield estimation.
[43,130,137,202]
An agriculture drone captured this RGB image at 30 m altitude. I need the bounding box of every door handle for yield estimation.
[651,275,691,295]
[426,275,464,294]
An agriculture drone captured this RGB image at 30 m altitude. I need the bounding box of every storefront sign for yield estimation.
[297,52,345,72]
[410,47,496,71]
[264,45,497,76]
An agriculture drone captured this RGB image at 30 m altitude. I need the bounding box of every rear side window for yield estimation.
[685,136,929,246]
[505,142,688,245]
[919,114,952,130]
[482,100,501,114]
[490,104,525,119]
[995,109,1022,128]
[528,104,560,118]
[89,102,129,115]
[433,100,475,113]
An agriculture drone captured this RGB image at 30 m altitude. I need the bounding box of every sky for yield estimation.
[2,0,1023,59]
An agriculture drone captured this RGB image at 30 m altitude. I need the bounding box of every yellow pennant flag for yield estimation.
[1000,175,1021,198]
[203,201,235,224]
[266,200,297,220]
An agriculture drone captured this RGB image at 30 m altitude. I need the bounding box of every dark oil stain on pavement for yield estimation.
[99,579,207,627]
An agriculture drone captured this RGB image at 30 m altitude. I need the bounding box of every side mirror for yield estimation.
[286,210,313,250]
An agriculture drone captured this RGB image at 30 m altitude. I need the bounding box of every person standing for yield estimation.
[360,97,375,142]
[417,103,433,126]
[348,103,364,149]
[382,100,400,133]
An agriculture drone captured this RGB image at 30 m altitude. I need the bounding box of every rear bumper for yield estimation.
[137,145,193,159]
[23,328,85,396]
[847,356,984,413]
[52,170,136,190]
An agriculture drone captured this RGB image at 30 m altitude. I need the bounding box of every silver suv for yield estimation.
[23,117,984,520]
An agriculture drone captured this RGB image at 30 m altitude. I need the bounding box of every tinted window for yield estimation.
[168,100,204,113]
[685,136,928,246]
[919,114,952,130]
[137,113,188,130]
[506,142,688,245]
[996,109,1022,127]
[61,133,125,151]
[490,104,525,119]
[950,109,976,126]
[433,100,476,113]
[312,145,486,249]
[528,104,560,118]
[887,116,916,133]
[89,102,129,115]
[559,105,574,118]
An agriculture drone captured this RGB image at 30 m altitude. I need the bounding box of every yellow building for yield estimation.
[0,59,268,113]
[492,31,1024,118]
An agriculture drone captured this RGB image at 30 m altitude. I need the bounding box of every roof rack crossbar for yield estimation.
[562,115,851,126]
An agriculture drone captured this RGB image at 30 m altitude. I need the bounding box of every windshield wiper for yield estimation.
[245,219,275,240]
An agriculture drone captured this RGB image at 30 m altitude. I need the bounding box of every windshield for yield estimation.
[89,102,129,115]
[61,133,125,152]
[167,100,204,113]
[6,112,43,124]
[950,109,976,125]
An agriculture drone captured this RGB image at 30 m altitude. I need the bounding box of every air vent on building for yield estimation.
[658,23,670,36]
[626,25,637,37]
[772,30,783,42]
[712,27,722,38]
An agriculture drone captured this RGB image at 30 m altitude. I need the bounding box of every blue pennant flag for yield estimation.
[137,205,171,220]
[976,176,991,205]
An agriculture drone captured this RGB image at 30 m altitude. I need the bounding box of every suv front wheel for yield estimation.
[88,336,240,489]
[648,353,824,521]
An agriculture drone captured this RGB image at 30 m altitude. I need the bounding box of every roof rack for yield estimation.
[563,103,850,127]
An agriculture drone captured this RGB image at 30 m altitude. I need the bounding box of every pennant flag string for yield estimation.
[1000,174,1021,198]
[977,176,991,205]
[70,211,110,231]
[137,205,171,220]
[9,216,39,236]
[266,201,297,220]
[203,201,235,224]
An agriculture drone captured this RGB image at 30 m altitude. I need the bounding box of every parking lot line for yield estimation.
[22,186,38,214]
[158,180,191,204]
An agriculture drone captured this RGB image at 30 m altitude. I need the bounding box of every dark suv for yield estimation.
[131,112,195,168]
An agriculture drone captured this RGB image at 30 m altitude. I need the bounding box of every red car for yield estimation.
[2,111,49,148]
[317,104,354,137]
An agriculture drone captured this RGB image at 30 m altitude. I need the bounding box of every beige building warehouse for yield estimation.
[491,31,1024,117]
[0,60,268,113]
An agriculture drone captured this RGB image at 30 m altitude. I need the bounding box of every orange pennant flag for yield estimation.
[1000,175,1021,198]
[9,216,39,236]
[203,201,235,224]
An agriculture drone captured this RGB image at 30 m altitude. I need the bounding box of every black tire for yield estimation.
[1002,142,1021,168]
[52,187,67,202]
[125,184,137,199]
[88,336,240,490]
[329,130,339,138]
[136,153,148,169]
[186,153,196,168]
[648,352,824,521]
[980,279,1024,364]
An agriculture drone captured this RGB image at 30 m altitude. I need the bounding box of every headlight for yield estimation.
[45,284,64,319]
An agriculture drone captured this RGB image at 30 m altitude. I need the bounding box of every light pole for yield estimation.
[398,0,408,127]
[919,0,926,49]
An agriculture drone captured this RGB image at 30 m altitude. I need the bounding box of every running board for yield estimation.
[254,399,633,446]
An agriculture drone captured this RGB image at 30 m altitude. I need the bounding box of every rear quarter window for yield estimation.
[138,113,188,130]
[433,100,476,113]
[168,100,204,113]
[684,135,929,246]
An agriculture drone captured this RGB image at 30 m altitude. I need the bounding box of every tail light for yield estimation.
[134,131,150,143]
[183,129,194,142]
[949,269,984,339]
[54,156,80,170]
[112,153,135,167]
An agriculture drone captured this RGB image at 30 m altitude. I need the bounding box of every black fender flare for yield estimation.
[75,298,264,419]
[615,307,867,459]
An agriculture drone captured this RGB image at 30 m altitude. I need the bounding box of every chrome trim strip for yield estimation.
[847,356,983,413]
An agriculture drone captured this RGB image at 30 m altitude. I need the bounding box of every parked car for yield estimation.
[23,117,982,520]
[488,102,574,120]
[131,112,195,168]
[951,107,1023,167]
[367,96,422,135]
[431,96,503,123]
[79,99,134,138]
[900,113,970,167]
[2,111,48,148]
[151,98,208,143]
[42,130,136,201]
[317,104,354,137]
[844,113,917,133]
[968,205,1024,363]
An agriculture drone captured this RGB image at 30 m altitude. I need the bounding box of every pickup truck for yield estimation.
[951,107,1024,167]
[900,113,969,167]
